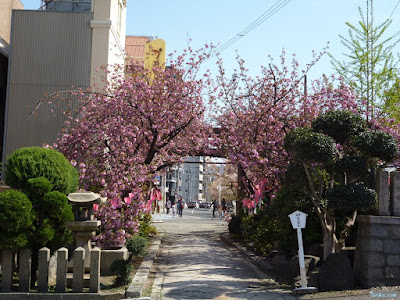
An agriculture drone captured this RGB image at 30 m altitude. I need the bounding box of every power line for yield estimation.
[389,0,400,20]
[38,0,55,10]
[205,0,293,61]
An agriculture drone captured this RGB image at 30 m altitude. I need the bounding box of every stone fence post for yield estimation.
[37,247,50,292]
[390,171,400,216]
[377,170,389,215]
[90,247,101,293]
[72,247,85,293]
[19,249,31,292]
[1,246,101,294]
[56,247,68,293]
[1,250,13,292]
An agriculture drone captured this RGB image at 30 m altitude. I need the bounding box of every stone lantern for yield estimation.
[66,192,103,269]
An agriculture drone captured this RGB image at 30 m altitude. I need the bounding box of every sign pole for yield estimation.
[288,210,317,294]
[296,227,307,288]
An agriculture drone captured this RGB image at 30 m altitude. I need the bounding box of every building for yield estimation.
[0,0,24,161]
[2,0,127,162]
[178,156,205,204]
[125,35,151,66]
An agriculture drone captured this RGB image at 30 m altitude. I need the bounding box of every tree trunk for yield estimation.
[236,164,246,216]
[322,228,336,260]
[322,213,338,260]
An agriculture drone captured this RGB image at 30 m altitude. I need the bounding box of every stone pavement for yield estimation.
[148,211,296,300]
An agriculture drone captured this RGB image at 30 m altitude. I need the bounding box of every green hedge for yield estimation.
[5,147,78,195]
[0,190,33,250]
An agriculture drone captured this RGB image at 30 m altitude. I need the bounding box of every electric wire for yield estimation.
[388,0,400,20]
[38,0,55,10]
[204,0,293,62]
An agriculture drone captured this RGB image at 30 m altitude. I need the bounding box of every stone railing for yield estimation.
[353,170,400,287]
[1,247,101,293]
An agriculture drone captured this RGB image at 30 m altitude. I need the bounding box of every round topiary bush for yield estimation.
[354,130,399,162]
[0,190,33,250]
[311,110,366,144]
[5,147,79,195]
[126,235,147,256]
[27,177,53,204]
[327,183,377,211]
[292,132,337,163]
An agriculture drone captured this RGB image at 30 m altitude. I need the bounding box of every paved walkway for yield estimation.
[149,212,296,300]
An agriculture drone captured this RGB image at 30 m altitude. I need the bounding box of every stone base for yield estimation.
[100,247,129,276]
[66,273,90,288]
[293,287,318,295]
[354,215,400,288]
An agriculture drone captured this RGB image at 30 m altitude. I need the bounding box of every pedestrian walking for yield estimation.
[172,203,177,217]
[165,199,171,214]
[212,199,218,219]
[222,198,227,216]
[177,197,184,218]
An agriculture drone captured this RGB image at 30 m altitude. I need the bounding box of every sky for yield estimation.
[20,0,400,81]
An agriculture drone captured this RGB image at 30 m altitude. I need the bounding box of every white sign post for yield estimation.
[288,210,317,294]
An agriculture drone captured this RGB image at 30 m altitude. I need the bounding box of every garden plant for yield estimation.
[4,146,78,286]
[284,110,398,259]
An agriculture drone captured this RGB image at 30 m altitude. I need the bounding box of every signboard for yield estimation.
[144,38,166,71]
[288,210,308,229]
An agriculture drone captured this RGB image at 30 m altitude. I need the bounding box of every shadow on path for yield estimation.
[151,224,295,300]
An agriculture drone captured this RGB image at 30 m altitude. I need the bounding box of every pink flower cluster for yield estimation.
[92,189,144,248]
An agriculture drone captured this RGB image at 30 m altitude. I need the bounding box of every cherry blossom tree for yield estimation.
[56,46,215,199]
[212,51,360,201]
[49,46,216,246]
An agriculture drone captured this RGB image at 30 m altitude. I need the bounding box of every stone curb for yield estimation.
[0,293,124,300]
[126,234,164,298]
[220,235,274,274]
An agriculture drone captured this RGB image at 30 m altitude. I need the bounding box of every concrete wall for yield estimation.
[3,10,92,161]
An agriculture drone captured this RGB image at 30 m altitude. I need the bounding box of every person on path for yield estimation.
[171,202,176,217]
[165,199,171,214]
[177,197,184,218]
[222,198,227,215]
[212,199,218,219]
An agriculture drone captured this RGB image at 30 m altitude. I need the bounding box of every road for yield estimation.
[149,208,296,300]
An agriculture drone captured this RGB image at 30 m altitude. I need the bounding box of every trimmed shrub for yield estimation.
[5,147,79,195]
[228,215,242,236]
[138,213,157,237]
[0,190,33,250]
[312,110,366,144]
[292,132,337,163]
[110,259,132,286]
[27,177,53,204]
[327,183,377,211]
[354,130,399,162]
[284,127,313,153]
[126,235,147,256]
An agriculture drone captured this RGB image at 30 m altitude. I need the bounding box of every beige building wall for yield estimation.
[0,0,23,44]
[90,0,127,90]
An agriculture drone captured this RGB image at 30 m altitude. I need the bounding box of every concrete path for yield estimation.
[149,210,296,300]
